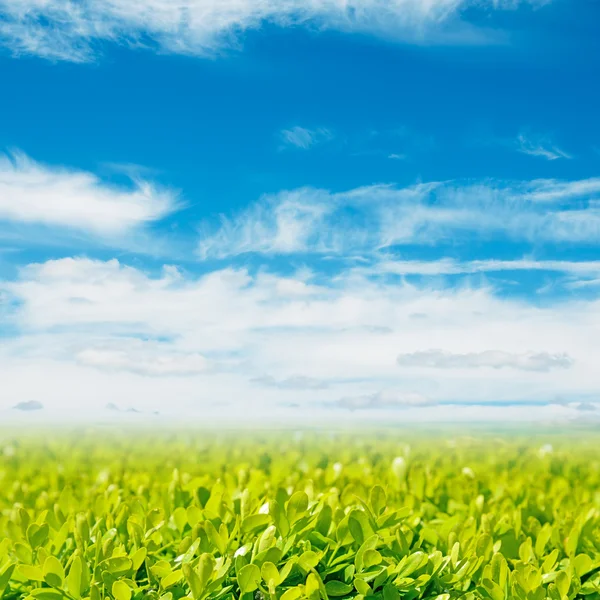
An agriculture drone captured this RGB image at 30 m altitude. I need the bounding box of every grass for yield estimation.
[1,428,600,600]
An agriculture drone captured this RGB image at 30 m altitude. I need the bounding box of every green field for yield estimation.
[1,429,600,600]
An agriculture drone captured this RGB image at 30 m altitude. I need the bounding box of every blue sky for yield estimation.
[1,0,600,424]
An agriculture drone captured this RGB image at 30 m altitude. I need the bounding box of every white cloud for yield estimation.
[397,349,573,371]
[0,0,550,62]
[2,256,600,422]
[516,133,572,160]
[197,177,600,258]
[0,151,177,237]
[280,127,333,150]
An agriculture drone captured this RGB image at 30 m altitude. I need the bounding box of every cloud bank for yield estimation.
[1,256,599,422]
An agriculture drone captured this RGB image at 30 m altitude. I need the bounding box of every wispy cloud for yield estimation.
[516,132,572,160]
[197,188,333,259]
[197,177,600,259]
[0,151,178,237]
[0,0,552,62]
[397,350,573,371]
[280,127,333,150]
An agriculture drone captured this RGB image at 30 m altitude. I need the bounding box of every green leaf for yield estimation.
[237,564,261,594]
[18,565,45,583]
[305,573,323,600]
[112,581,132,600]
[152,561,173,580]
[542,549,559,574]
[131,548,147,572]
[491,553,508,590]
[261,562,280,587]
[482,578,505,600]
[183,563,203,600]
[555,571,570,599]
[362,549,382,569]
[104,558,133,577]
[287,492,309,524]
[368,486,387,516]
[396,551,427,579]
[535,525,552,557]
[14,542,33,564]
[572,554,593,577]
[197,553,216,590]
[281,587,303,600]
[0,563,16,598]
[90,584,101,600]
[205,521,226,554]
[172,507,188,533]
[30,589,64,600]
[43,556,65,588]
[279,557,297,584]
[27,524,49,549]
[325,581,353,597]
[348,515,364,545]
[161,570,183,589]
[257,525,276,554]
[315,505,332,537]
[348,511,374,546]
[241,514,271,534]
[565,526,579,558]
[66,556,83,599]
[353,578,371,596]
[298,551,320,571]
[270,501,290,537]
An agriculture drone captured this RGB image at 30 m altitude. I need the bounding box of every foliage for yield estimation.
[1,429,600,600]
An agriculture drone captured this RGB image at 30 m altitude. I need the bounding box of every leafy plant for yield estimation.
[1,429,600,600]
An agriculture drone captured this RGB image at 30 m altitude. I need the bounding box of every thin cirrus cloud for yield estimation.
[0,0,551,62]
[397,350,574,372]
[197,177,600,259]
[280,127,334,150]
[516,132,572,160]
[0,151,178,238]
